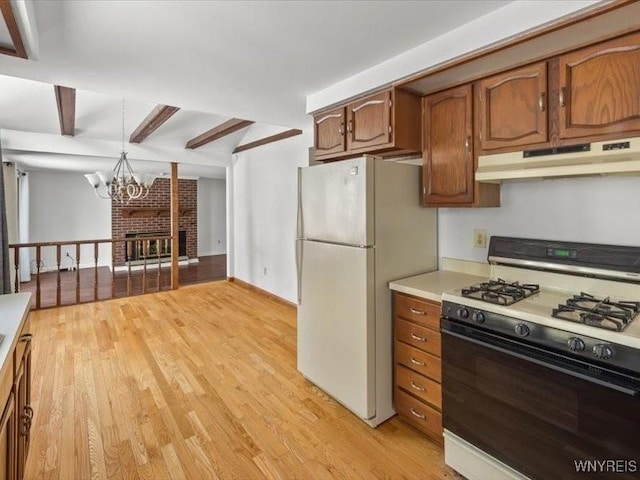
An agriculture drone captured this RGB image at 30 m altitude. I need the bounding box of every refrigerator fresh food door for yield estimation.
[297,239,375,419]
[299,157,374,247]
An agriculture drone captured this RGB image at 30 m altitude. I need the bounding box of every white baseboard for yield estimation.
[198,251,226,257]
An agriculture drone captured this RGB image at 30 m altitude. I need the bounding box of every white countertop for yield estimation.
[389,270,488,303]
[0,293,31,381]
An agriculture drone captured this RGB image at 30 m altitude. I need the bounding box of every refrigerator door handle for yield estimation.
[297,167,303,239]
[296,239,303,305]
[296,167,303,305]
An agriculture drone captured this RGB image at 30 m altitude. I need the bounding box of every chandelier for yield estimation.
[84,99,156,203]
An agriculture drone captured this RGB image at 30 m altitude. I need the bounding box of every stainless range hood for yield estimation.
[476,137,640,183]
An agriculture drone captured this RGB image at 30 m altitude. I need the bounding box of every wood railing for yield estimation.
[9,236,175,310]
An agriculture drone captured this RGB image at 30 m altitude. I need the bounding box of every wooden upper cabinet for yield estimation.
[312,88,421,160]
[423,84,474,205]
[314,107,346,159]
[559,31,640,139]
[347,91,391,152]
[478,62,548,150]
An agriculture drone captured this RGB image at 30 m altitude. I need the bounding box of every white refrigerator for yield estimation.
[296,156,438,427]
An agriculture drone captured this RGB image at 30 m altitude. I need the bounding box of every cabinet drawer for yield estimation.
[395,388,443,444]
[394,293,440,330]
[395,318,441,357]
[395,342,441,383]
[396,365,441,410]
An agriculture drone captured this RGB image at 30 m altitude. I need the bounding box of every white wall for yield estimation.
[306,1,598,112]
[439,176,640,264]
[28,170,111,272]
[232,127,311,302]
[197,177,226,256]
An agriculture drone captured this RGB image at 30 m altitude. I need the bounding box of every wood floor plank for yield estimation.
[24,281,458,480]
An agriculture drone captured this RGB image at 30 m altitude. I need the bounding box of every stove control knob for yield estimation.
[593,344,614,360]
[457,307,469,319]
[472,311,485,324]
[514,323,530,337]
[567,337,586,352]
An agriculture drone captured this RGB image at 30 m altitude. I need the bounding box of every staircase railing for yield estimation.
[8,236,175,310]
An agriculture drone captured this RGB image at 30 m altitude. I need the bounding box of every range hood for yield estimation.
[476,137,640,183]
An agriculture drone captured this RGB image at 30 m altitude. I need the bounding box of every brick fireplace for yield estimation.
[112,178,197,266]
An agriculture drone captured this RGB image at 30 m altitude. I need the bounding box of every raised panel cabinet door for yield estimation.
[423,84,474,205]
[479,62,548,150]
[347,91,391,152]
[559,31,640,139]
[16,340,31,480]
[0,393,16,480]
[314,107,346,158]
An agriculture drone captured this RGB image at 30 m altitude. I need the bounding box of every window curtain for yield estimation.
[0,137,12,294]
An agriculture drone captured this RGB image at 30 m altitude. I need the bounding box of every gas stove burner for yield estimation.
[461,278,540,306]
[552,292,640,332]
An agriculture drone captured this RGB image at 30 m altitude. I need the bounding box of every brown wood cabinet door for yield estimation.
[15,340,31,480]
[559,31,640,139]
[347,91,391,151]
[478,62,548,150]
[423,84,474,205]
[314,107,346,158]
[0,393,16,480]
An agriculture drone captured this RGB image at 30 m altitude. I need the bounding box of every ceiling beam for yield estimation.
[54,86,76,136]
[233,129,302,154]
[129,104,180,144]
[185,118,254,149]
[0,0,27,58]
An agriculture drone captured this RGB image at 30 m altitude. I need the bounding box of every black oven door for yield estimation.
[442,320,640,480]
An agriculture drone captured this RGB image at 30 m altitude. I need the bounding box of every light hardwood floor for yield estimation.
[24,281,457,479]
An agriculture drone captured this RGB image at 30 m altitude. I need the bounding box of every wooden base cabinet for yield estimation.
[0,317,32,480]
[392,292,443,445]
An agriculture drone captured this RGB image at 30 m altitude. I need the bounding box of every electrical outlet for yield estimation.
[474,229,487,249]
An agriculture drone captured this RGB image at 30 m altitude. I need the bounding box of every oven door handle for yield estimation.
[442,328,640,397]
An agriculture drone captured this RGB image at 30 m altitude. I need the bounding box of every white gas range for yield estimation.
[440,237,640,480]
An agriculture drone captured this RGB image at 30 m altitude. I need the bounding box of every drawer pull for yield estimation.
[410,381,425,392]
[19,334,33,343]
[410,333,426,342]
[410,308,426,315]
[410,357,425,366]
[410,408,426,419]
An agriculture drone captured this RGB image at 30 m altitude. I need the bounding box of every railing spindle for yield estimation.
[75,243,81,304]
[56,245,62,306]
[35,246,41,309]
[157,240,161,292]
[142,240,148,294]
[94,242,99,301]
[13,247,19,293]
[111,241,116,299]
[127,240,132,296]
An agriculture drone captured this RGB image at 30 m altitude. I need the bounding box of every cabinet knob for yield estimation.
[464,135,471,152]
[559,87,566,107]
[338,123,344,136]
[347,120,353,133]
[539,92,546,112]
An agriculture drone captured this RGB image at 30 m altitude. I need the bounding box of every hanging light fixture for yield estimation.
[84,99,156,203]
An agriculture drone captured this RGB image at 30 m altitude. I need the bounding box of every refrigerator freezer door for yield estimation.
[300,157,374,246]
[297,240,375,419]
